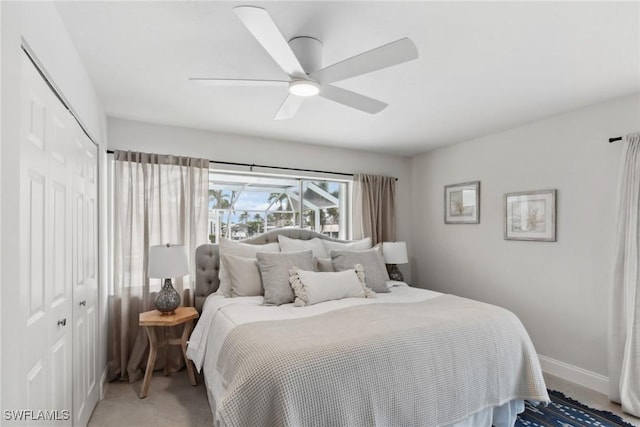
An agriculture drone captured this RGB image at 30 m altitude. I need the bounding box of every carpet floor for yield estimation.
[88,372,639,427]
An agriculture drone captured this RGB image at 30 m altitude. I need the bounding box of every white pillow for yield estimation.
[289,264,376,307]
[278,235,328,258]
[221,254,262,297]
[217,238,280,297]
[321,237,372,253]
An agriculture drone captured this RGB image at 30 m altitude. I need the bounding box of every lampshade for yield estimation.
[383,242,408,264]
[148,244,189,278]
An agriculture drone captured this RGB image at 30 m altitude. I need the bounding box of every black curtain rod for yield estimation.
[212,159,356,177]
[609,136,622,143]
[105,150,397,180]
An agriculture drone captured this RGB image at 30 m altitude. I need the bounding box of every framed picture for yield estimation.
[444,181,480,224]
[504,190,556,241]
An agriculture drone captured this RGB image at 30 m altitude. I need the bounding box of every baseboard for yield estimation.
[100,365,109,400]
[538,354,609,395]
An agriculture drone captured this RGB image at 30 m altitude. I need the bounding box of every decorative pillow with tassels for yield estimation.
[289,264,376,307]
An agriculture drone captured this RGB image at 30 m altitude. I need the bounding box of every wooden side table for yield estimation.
[138,306,199,398]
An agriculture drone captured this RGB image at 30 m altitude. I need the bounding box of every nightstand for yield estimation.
[138,306,199,398]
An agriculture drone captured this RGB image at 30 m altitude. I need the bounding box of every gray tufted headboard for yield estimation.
[194,228,350,312]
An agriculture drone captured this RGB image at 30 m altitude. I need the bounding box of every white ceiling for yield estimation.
[55,1,640,156]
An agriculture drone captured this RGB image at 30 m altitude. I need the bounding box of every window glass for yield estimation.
[301,181,343,238]
[208,170,348,242]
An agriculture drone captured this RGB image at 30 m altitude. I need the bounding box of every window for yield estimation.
[208,169,349,242]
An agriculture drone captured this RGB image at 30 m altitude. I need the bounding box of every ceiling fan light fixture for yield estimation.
[289,79,320,97]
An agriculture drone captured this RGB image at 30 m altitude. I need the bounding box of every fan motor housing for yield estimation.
[288,36,323,74]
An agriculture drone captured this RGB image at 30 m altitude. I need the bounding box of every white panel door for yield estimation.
[17,52,74,425]
[11,51,99,426]
[72,131,99,427]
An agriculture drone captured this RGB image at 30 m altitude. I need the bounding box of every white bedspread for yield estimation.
[187,283,548,427]
[187,282,437,372]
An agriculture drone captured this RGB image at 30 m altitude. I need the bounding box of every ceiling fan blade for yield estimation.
[233,6,306,78]
[311,38,418,84]
[274,95,305,120]
[274,94,305,120]
[189,78,288,87]
[319,85,387,114]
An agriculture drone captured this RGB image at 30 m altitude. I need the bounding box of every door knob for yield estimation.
[79,300,86,306]
[57,318,67,326]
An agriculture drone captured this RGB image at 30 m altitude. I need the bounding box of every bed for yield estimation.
[186,229,549,427]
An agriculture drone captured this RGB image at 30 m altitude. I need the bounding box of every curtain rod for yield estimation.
[213,159,356,177]
[105,150,398,181]
[609,136,622,143]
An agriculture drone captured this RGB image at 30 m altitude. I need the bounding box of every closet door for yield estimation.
[72,132,99,427]
[18,52,73,424]
[13,51,99,426]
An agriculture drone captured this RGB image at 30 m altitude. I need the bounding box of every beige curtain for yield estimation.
[109,151,209,382]
[609,132,640,416]
[352,174,396,245]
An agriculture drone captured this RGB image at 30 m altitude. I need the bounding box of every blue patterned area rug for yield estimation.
[515,390,637,427]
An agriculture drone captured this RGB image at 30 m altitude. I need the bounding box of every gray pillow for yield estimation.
[257,250,314,305]
[315,257,335,272]
[330,246,390,293]
[221,254,263,297]
[217,238,280,297]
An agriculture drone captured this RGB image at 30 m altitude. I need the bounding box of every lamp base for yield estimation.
[155,278,181,315]
[387,264,404,282]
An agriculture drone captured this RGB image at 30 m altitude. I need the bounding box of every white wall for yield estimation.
[410,94,639,387]
[107,117,412,279]
[0,0,107,410]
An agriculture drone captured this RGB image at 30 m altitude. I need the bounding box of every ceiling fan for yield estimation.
[190,6,419,120]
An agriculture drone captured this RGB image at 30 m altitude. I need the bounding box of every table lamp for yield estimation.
[148,243,189,315]
[383,242,408,282]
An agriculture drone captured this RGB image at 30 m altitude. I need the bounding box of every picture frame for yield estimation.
[444,181,480,224]
[504,189,556,241]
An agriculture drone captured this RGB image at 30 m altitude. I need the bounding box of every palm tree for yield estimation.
[247,213,263,236]
[209,189,240,239]
[267,192,290,228]
[267,192,288,210]
[209,189,230,209]
[223,190,240,238]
